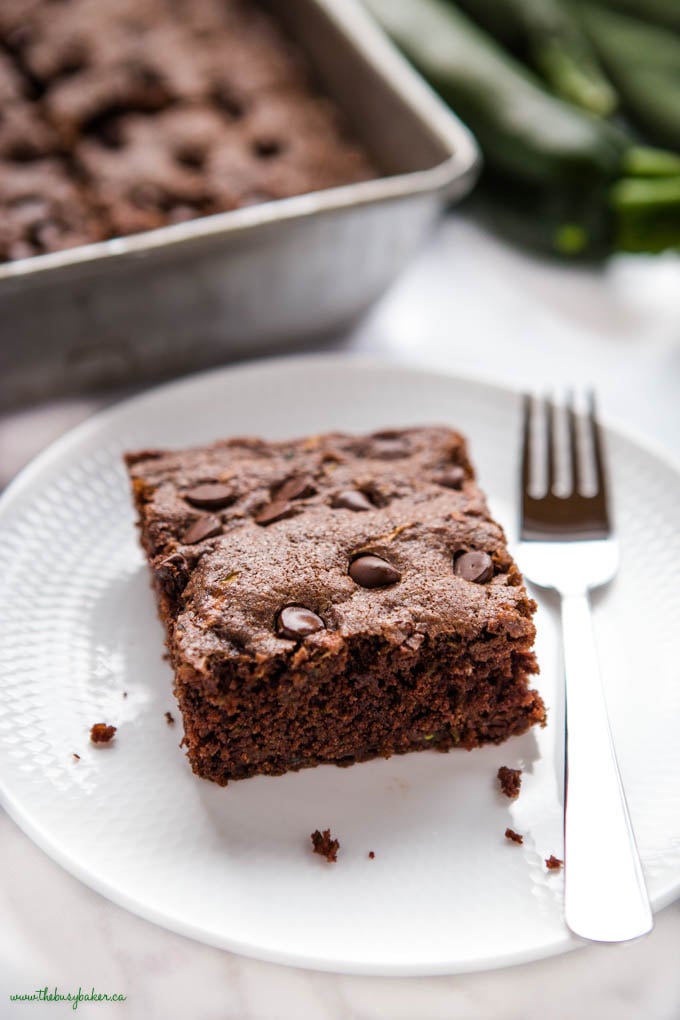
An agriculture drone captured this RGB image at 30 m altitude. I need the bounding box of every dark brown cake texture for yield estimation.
[90,723,116,744]
[311,829,340,863]
[125,426,545,785]
[0,0,375,262]
[498,765,523,799]
[505,828,523,845]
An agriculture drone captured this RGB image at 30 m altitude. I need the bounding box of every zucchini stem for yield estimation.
[623,146,680,178]
[611,175,680,252]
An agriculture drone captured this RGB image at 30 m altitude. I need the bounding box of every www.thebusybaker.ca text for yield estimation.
[9,986,127,1010]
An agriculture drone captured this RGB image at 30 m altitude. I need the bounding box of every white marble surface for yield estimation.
[1,216,680,1018]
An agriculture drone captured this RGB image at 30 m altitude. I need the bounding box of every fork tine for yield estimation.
[587,391,606,498]
[587,390,611,534]
[566,391,581,495]
[545,395,556,495]
[521,394,533,497]
[521,389,611,541]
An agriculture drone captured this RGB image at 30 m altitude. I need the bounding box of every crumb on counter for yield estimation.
[311,828,339,863]
[546,855,563,870]
[72,753,81,761]
[498,765,522,799]
[505,828,523,844]
[90,723,116,744]
[368,851,375,859]
[165,711,175,725]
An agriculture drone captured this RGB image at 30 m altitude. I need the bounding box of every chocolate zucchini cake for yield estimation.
[126,427,545,785]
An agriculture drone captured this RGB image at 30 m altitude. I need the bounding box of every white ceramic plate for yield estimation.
[0,356,678,976]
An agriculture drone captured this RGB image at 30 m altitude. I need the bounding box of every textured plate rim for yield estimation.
[1,352,679,976]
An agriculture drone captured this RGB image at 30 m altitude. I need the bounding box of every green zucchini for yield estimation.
[611,177,680,253]
[453,0,618,116]
[581,0,680,34]
[578,4,680,151]
[364,0,627,186]
[365,0,680,255]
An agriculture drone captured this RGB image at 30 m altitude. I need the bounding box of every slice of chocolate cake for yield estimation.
[125,427,545,784]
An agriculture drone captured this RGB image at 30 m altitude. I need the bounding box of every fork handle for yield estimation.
[560,590,653,942]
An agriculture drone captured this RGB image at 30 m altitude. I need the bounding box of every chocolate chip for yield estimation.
[372,429,403,440]
[131,182,164,209]
[372,439,410,460]
[8,141,40,163]
[6,24,32,49]
[349,554,401,588]
[254,138,284,159]
[254,500,297,526]
[434,466,465,490]
[182,515,222,544]
[454,550,494,583]
[167,204,198,224]
[31,221,63,251]
[277,605,325,640]
[10,197,50,221]
[184,483,234,509]
[276,476,316,501]
[212,84,246,120]
[238,190,274,207]
[331,489,373,512]
[92,116,124,150]
[8,240,34,260]
[174,144,206,170]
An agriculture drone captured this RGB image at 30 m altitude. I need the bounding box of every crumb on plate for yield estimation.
[90,723,116,744]
[498,765,522,799]
[311,828,339,863]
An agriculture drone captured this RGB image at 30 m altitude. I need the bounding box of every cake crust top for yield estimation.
[126,427,536,667]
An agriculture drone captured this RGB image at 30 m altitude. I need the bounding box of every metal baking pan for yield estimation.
[0,0,479,408]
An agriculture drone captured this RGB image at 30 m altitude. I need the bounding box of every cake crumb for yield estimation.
[72,753,81,761]
[498,766,522,799]
[311,828,339,863]
[505,827,523,845]
[164,711,175,725]
[368,851,375,859]
[546,855,563,870]
[122,691,128,698]
[90,723,116,744]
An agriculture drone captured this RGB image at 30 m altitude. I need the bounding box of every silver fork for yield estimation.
[519,393,652,943]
